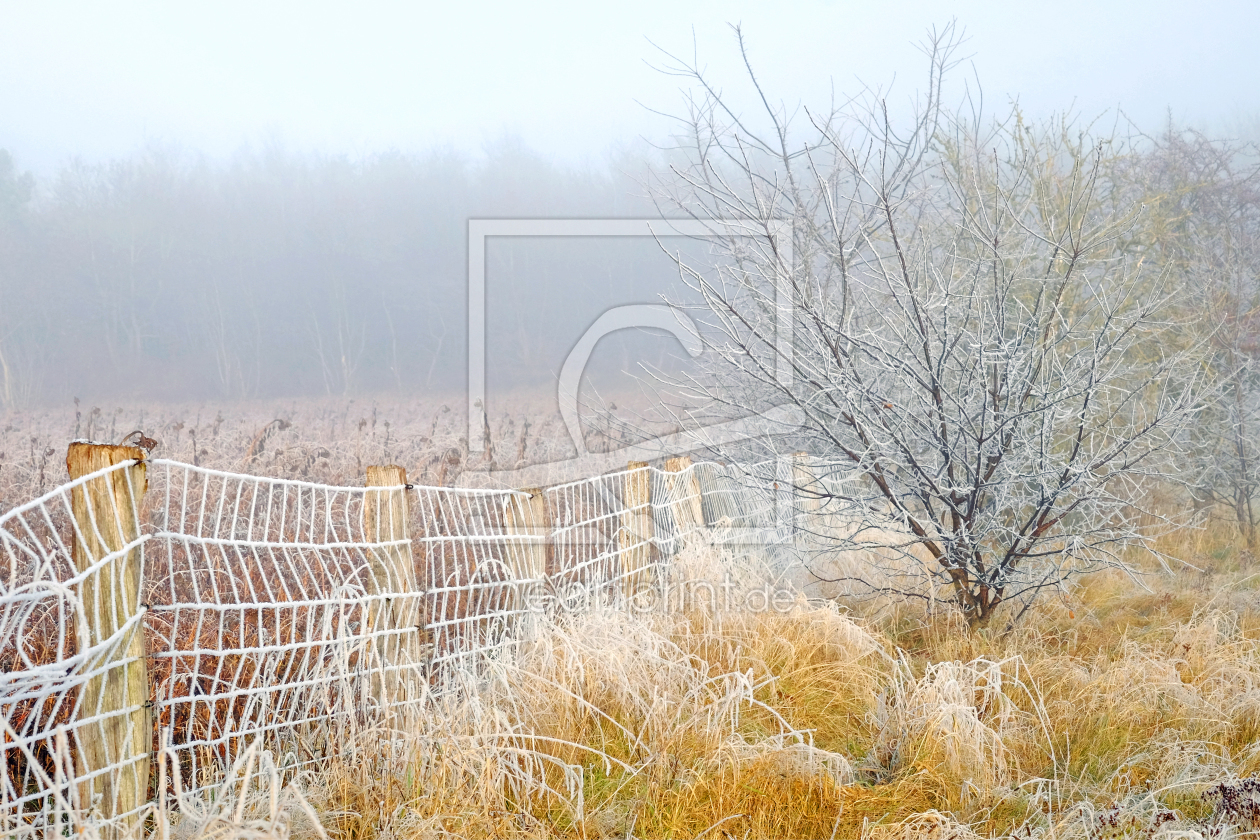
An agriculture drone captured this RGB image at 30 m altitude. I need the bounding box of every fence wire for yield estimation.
[0,453,789,836]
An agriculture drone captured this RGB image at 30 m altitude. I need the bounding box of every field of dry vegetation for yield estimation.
[0,394,597,508]
[0,393,681,505]
[5,399,1260,840]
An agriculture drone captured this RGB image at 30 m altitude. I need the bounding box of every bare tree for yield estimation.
[650,24,1204,628]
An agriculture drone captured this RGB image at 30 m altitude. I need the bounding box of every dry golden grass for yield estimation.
[34,509,1260,839]
[182,523,1250,840]
[29,534,1260,840]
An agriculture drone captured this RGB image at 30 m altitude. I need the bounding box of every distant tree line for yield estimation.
[0,139,695,406]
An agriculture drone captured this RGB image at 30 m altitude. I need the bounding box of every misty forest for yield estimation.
[0,139,698,402]
[4,19,1260,840]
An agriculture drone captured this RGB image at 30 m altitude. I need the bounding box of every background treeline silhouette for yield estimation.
[0,140,700,407]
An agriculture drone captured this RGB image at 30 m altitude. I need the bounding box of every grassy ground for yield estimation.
[168,525,1260,840]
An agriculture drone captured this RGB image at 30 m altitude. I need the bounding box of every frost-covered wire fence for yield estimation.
[0,444,790,837]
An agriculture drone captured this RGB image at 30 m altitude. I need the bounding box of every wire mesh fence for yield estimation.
[0,447,791,837]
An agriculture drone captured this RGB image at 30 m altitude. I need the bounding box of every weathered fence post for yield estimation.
[663,456,705,553]
[503,488,547,613]
[66,442,150,834]
[362,465,420,712]
[619,461,654,601]
[791,452,822,509]
[791,452,822,549]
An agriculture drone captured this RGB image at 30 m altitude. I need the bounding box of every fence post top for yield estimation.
[664,455,694,472]
[66,442,148,485]
[366,464,408,486]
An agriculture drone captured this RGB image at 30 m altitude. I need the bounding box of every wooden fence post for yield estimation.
[791,453,823,512]
[503,488,547,613]
[791,452,822,548]
[66,442,150,834]
[362,465,420,712]
[663,456,705,553]
[619,462,654,601]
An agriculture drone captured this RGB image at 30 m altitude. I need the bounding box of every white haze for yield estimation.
[0,0,1257,175]
[0,0,1255,416]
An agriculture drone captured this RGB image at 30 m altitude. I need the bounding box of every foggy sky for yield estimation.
[1,0,1258,415]
[1,1,1258,175]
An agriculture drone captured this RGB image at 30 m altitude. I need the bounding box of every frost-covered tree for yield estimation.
[650,24,1204,628]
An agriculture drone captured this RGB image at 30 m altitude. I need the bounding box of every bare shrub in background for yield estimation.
[1124,129,1260,552]
[650,23,1205,628]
